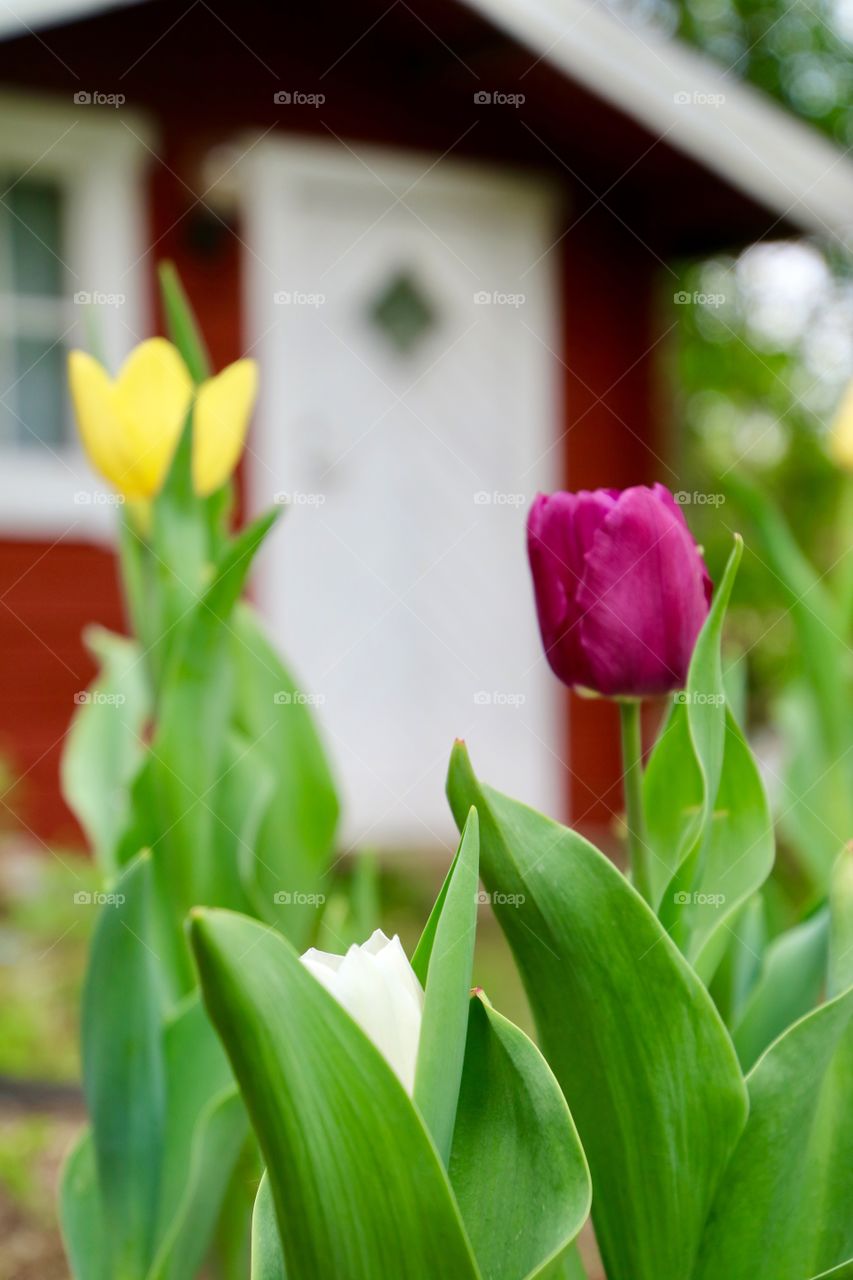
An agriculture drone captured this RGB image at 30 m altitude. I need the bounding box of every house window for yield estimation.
[0,176,70,450]
[0,94,153,538]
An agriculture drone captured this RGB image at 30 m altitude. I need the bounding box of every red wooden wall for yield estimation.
[0,177,663,848]
[0,0,713,848]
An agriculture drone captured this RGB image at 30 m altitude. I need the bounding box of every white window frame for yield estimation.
[0,91,155,540]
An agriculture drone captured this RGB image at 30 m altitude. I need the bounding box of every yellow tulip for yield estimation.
[829,378,853,471]
[68,338,258,500]
[193,359,258,497]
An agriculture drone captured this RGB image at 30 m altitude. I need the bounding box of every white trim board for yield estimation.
[0,0,135,38]
[468,0,853,245]
[0,92,155,541]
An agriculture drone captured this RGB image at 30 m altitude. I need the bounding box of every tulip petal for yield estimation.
[113,338,193,498]
[68,351,143,498]
[576,485,709,696]
[193,359,258,497]
[301,931,424,1096]
[527,489,616,688]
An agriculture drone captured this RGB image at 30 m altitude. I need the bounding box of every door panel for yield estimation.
[243,140,564,848]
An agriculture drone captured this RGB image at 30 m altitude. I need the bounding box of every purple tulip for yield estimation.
[527,484,712,698]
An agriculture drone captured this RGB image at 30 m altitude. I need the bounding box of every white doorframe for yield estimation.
[238,135,566,847]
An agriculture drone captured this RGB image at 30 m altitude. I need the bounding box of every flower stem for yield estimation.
[619,700,651,902]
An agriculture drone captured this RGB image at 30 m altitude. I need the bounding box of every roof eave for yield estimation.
[466,0,853,246]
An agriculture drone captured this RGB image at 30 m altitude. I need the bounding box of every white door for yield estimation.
[242,138,564,849]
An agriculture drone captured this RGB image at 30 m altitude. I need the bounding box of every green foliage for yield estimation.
[449,994,591,1280]
[192,824,591,1279]
[672,0,853,144]
[694,987,853,1280]
[730,906,829,1070]
[413,808,479,1165]
[63,854,250,1280]
[61,627,150,877]
[447,741,748,1280]
[81,853,165,1277]
[191,908,481,1280]
[644,538,775,980]
[448,737,853,1280]
[228,605,340,949]
[59,266,341,1279]
[670,242,852,726]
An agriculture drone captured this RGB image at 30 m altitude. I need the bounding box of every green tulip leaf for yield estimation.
[809,1263,853,1280]
[414,807,479,1166]
[669,709,774,981]
[708,893,766,1029]
[190,908,481,1280]
[776,683,852,897]
[829,844,853,999]
[449,993,591,1280]
[159,261,211,384]
[641,700,702,903]
[210,730,275,917]
[148,513,278,967]
[644,537,773,977]
[727,474,853,897]
[81,851,166,1278]
[59,1128,106,1280]
[694,986,853,1280]
[230,605,339,948]
[147,995,248,1280]
[643,538,743,907]
[251,1173,286,1280]
[731,907,829,1072]
[447,741,747,1280]
[727,471,849,760]
[61,627,150,876]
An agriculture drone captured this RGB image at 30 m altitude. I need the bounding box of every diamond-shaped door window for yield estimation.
[367,270,437,355]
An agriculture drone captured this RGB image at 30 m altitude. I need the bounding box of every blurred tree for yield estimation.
[668,242,853,712]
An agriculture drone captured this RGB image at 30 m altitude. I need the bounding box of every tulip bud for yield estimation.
[301,930,424,1094]
[527,484,711,698]
[68,339,258,500]
[829,378,853,471]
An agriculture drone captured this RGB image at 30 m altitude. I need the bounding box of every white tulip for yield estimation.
[301,929,424,1095]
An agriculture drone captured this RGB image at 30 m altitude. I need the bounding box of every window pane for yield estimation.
[12,335,67,447]
[6,180,65,297]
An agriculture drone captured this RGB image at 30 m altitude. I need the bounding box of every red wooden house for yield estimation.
[0,0,851,852]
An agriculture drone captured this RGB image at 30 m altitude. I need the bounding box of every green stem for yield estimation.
[619,699,651,902]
